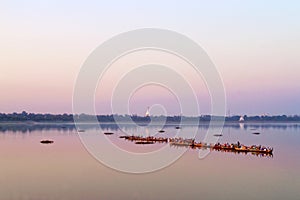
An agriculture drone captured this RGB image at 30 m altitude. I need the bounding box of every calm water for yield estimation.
[0,122,300,200]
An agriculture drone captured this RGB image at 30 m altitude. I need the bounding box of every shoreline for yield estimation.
[1,121,300,125]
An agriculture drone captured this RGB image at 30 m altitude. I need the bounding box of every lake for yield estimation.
[0,122,299,200]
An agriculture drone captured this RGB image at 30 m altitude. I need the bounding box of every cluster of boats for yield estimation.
[120,135,168,143]
[169,138,195,146]
[213,143,273,154]
[170,139,273,154]
[120,135,273,155]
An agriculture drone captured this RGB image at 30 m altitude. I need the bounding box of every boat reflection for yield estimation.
[121,135,274,158]
[171,143,273,158]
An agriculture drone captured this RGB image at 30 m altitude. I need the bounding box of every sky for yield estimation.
[0,0,300,116]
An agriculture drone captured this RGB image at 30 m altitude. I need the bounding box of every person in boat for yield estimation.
[237,141,241,148]
[268,147,273,151]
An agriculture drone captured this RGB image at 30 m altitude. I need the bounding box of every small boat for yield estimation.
[104,132,114,135]
[191,143,203,148]
[215,146,235,151]
[252,132,261,135]
[248,147,273,154]
[135,141,154,144]
[153,138,168,142]
[213,134,223,137]
[40,140,54,144]
[169,138,194,146]
[158,130,165,133]
[77,129,85,132]
[234,146,273,154]
[191,142,214,148]
[252,149,273,154]
[121,136,168,143]
[175,126,181,129]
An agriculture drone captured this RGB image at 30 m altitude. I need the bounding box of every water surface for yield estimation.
[0,122,299,200]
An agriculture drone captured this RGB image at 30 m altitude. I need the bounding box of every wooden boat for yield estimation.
[213,145,235,151]
[213,134,223,137]
[191,143,203,148]
[121,136,168,143]
[170,142,191,146]
[40,140,54,144]
[234,147,273,154]
[104,132,114,135]
[135,141,154,144]
[158,130,165,133]
[121,136,274,155]
[252,132,261,135]
[248,148,273,154]
[154,138,168,142]
[123,136,136,140]
[234,147,249,152]
[169,138,194,146]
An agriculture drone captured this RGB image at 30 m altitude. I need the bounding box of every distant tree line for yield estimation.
[0,111,299,122]
[225,115,300,122]
[0,111,73,122]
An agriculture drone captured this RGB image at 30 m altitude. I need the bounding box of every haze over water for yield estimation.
[0,122,299,200]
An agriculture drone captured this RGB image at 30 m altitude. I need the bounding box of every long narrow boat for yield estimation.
[248,148,273,154]
[191,143,214,148]
[234,147,273,154]
[170,141,191,146]
[233,147,248,152]
[169,138,194,146]
[213,145,235,151]
[40,139,54,144]
[135,141,154,144]
[121,135,168,143]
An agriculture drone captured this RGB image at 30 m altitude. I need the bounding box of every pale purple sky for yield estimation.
[1,1,299,115]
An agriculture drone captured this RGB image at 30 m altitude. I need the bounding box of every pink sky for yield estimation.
[1,1,299,115]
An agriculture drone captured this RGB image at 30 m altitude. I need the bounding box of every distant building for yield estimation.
[239,116,245,122]
[145,107,150,117]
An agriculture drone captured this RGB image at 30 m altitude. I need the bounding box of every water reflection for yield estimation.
[122,136,274,158]
[0,122,299,200]
[0,122,299,133]
[0,123,76,133]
